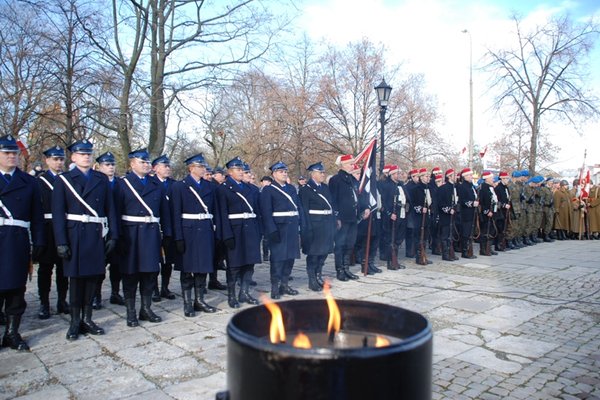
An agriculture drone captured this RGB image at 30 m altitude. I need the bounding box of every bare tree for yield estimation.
[485,15,599,174]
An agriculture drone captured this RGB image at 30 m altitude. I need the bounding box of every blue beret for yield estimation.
[269,161,288,172]
[68,139,93,154]
[128,148,150,161]
[493,176,500,182]
[307,162,325,172]
[520,170,530,177]
[151,154,170,166]
[477,178,484,186]
[511,170,521,178]
[184,153,207,166]
[532,175,544,184]
[96,151,115,164]
[0,135,19,152]
[43,146,65,158]
[225,157,244,169]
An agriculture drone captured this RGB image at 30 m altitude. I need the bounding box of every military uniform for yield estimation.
[478,173,498,256]
[115,149,172,327]
[493,172,511,251]
[409,169,432,265]
[540,179,555,242]
[299,162,336,290]
[456,168,479,259]
[260,161,302,299]
[0,135,45,351]
[553,182,571,239]
[380,166,408,269]
[216,157,262,307]
[587,185,600,238]
[35,146,69,319]
[403,169,419,258]
[52,140,118,340]
[437,169,459,261]
[569,184,585,239]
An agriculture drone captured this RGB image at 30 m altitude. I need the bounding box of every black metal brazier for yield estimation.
[216,299,432,400]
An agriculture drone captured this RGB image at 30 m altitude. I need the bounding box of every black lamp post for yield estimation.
[375,78,392,174]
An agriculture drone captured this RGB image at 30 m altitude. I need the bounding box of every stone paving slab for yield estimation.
[1,240,599,399]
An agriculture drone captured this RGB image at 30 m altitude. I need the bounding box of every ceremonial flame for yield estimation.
[323,280,341,336]
[292,332,312,349]
[375,335,391,348]
[262,296,286,344]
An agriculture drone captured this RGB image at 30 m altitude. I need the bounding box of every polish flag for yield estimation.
[461,146,467,154]
[479,145,488,159]
[581,169,591,199]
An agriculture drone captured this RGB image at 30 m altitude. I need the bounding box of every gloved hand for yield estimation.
[31,245,45,261]
[224,238,235,250]
[162,236,172,249]
[104,239,117,256]
[56,245,71,260]
[176,240,186,254]
[269,231,281,243]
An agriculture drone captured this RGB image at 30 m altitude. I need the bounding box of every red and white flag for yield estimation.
[479,145,488,159]
[354,138,378,209]
[461,146,467,155]
[581,169,591,199]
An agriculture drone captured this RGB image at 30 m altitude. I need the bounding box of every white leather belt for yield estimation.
[122,215,160,223]
[67,214,108,224]
[272,211,299,217]
[309,209,332,215]
[229,213,257,220]
[182,213,213,220]
[0,217,30,229]
[44,213,53,219]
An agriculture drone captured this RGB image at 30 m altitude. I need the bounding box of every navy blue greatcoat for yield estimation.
[298,179,335,256]
[150,175,177,264]
[36,170,60,263]
[259,181,302,262]
[0,168,44,290]
[115,172,171,274]
[171,175,216,273]
[216,177,261,268]
[52,168,118,277]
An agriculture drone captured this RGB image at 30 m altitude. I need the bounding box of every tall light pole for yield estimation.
[462,29,474,170]
[374,78,392,175]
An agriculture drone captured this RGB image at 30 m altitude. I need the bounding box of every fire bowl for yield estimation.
[217,299,432,400]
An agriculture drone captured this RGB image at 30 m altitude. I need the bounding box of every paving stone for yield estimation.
[486,335,559,358]
[456,347,522,374]
[12,385,71,400]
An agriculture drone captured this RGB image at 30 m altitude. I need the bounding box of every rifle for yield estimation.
[448,209,457,260]
[389,194,399,268]
[485,214,492,256]
[467,205,480,258]
[362,213,373,276]
[418,198,428,265]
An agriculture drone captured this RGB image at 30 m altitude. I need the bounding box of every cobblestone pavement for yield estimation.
[1,240,599,400]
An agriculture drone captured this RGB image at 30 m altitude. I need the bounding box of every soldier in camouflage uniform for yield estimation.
[531,176,545,242]
[522,171,538,245]
[540,178,556,242]
[507,171,523,249]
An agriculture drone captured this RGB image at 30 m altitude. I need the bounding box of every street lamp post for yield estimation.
[374,78,392,174]
[462,29,474,170]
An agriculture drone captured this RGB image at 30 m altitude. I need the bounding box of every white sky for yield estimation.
[294,0,600,171]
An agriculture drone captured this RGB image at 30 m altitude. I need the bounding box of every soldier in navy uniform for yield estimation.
[115,149,172,327]
[94,151,124,307]
[171,154,217,316]
[410,168,433,265]
[429,168,443,256]
[494,171,512,252]
[456,168,479,259]
[437,169,460,261]
[329,154,369,281]
[479,171,499,256]
[35,146,69,319]
[260,161,303,299]
[216,157,261,307]
[380,165,408,270]
[52,140,118,340]
[404,169,420,258]
[0,135,45,351]
[207,166,228,291]
[150,154,177,301]
[299,162,335,290]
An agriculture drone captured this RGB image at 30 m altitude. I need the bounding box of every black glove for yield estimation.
[104,239,117,256]
[162,236,172,249]
[176,240,186,254]
[268,231,281,243]
[224,238,236,250]
[32,245,45,261]
[56,245,71,260]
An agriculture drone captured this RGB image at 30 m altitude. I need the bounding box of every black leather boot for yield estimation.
[124,298,139,327]
[194,276,217,313]
[139,296,162,322]
[57,291,70,314]
[441,241,454,261]
[183,287,195,317]
[343,254,359,280]
[151,286,161,303]
[160,275,176,300]
[335,265,348,282]
[315,261,325,287]
[208,273,227,290]
[2,315,30,351]
[80,306,105,335]
[38,302,50,320]
[270,280,281,300]
[66,307,80,340]
[110,291,125,305]
[238,275,260,305]
[91,284,103,310]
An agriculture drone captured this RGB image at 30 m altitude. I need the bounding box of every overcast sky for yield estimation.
[293,0,600,171]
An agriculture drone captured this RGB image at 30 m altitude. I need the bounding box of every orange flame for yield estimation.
[375,335,391,348]
[292,332,312,349]
[262,296,286,343]
[323,280,341,336]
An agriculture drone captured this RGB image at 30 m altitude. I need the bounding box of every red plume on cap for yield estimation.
[445,168,455,177]
[499,171,509,178]
[388,165,399,173]
[382,164,391,173]
[481,171,493,179]
[409,169,418,176]
[460,168,472,176]
[431,167,441,175]
[418,168,427,175]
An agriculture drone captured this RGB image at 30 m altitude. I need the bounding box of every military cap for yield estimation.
[128,148,150,161]
[409,168,419,176]
[418,168,427,175]
[242,162,251,172]
[68,139,93,154]
[307,162,325,172]
[434,174,443,181]
[382,164,391,174]
[298,175,306,181]
[445,168,455,177]
[511,170,521,178]
[151,154,170,166]
[225,157,244,169]
[532,175,544,184]
[431,167,442,175]
[481,171,493,179]
[388,165,399,173]
[260,176,273,183]
[335,154,354,166]
[205,166,213,174]
[0,135,19,152]
[560,180,569,186]
[493,176,500,182]
[460,168,473,176]
[43,146,65,158]
[96,151,115,164]
[184,153,207,166]
[520,170,530,177]
[213,167,225,175]
[269,161,288,172]
[545,176,553,182]
[499,171,509,178]
[476,178,484,186]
